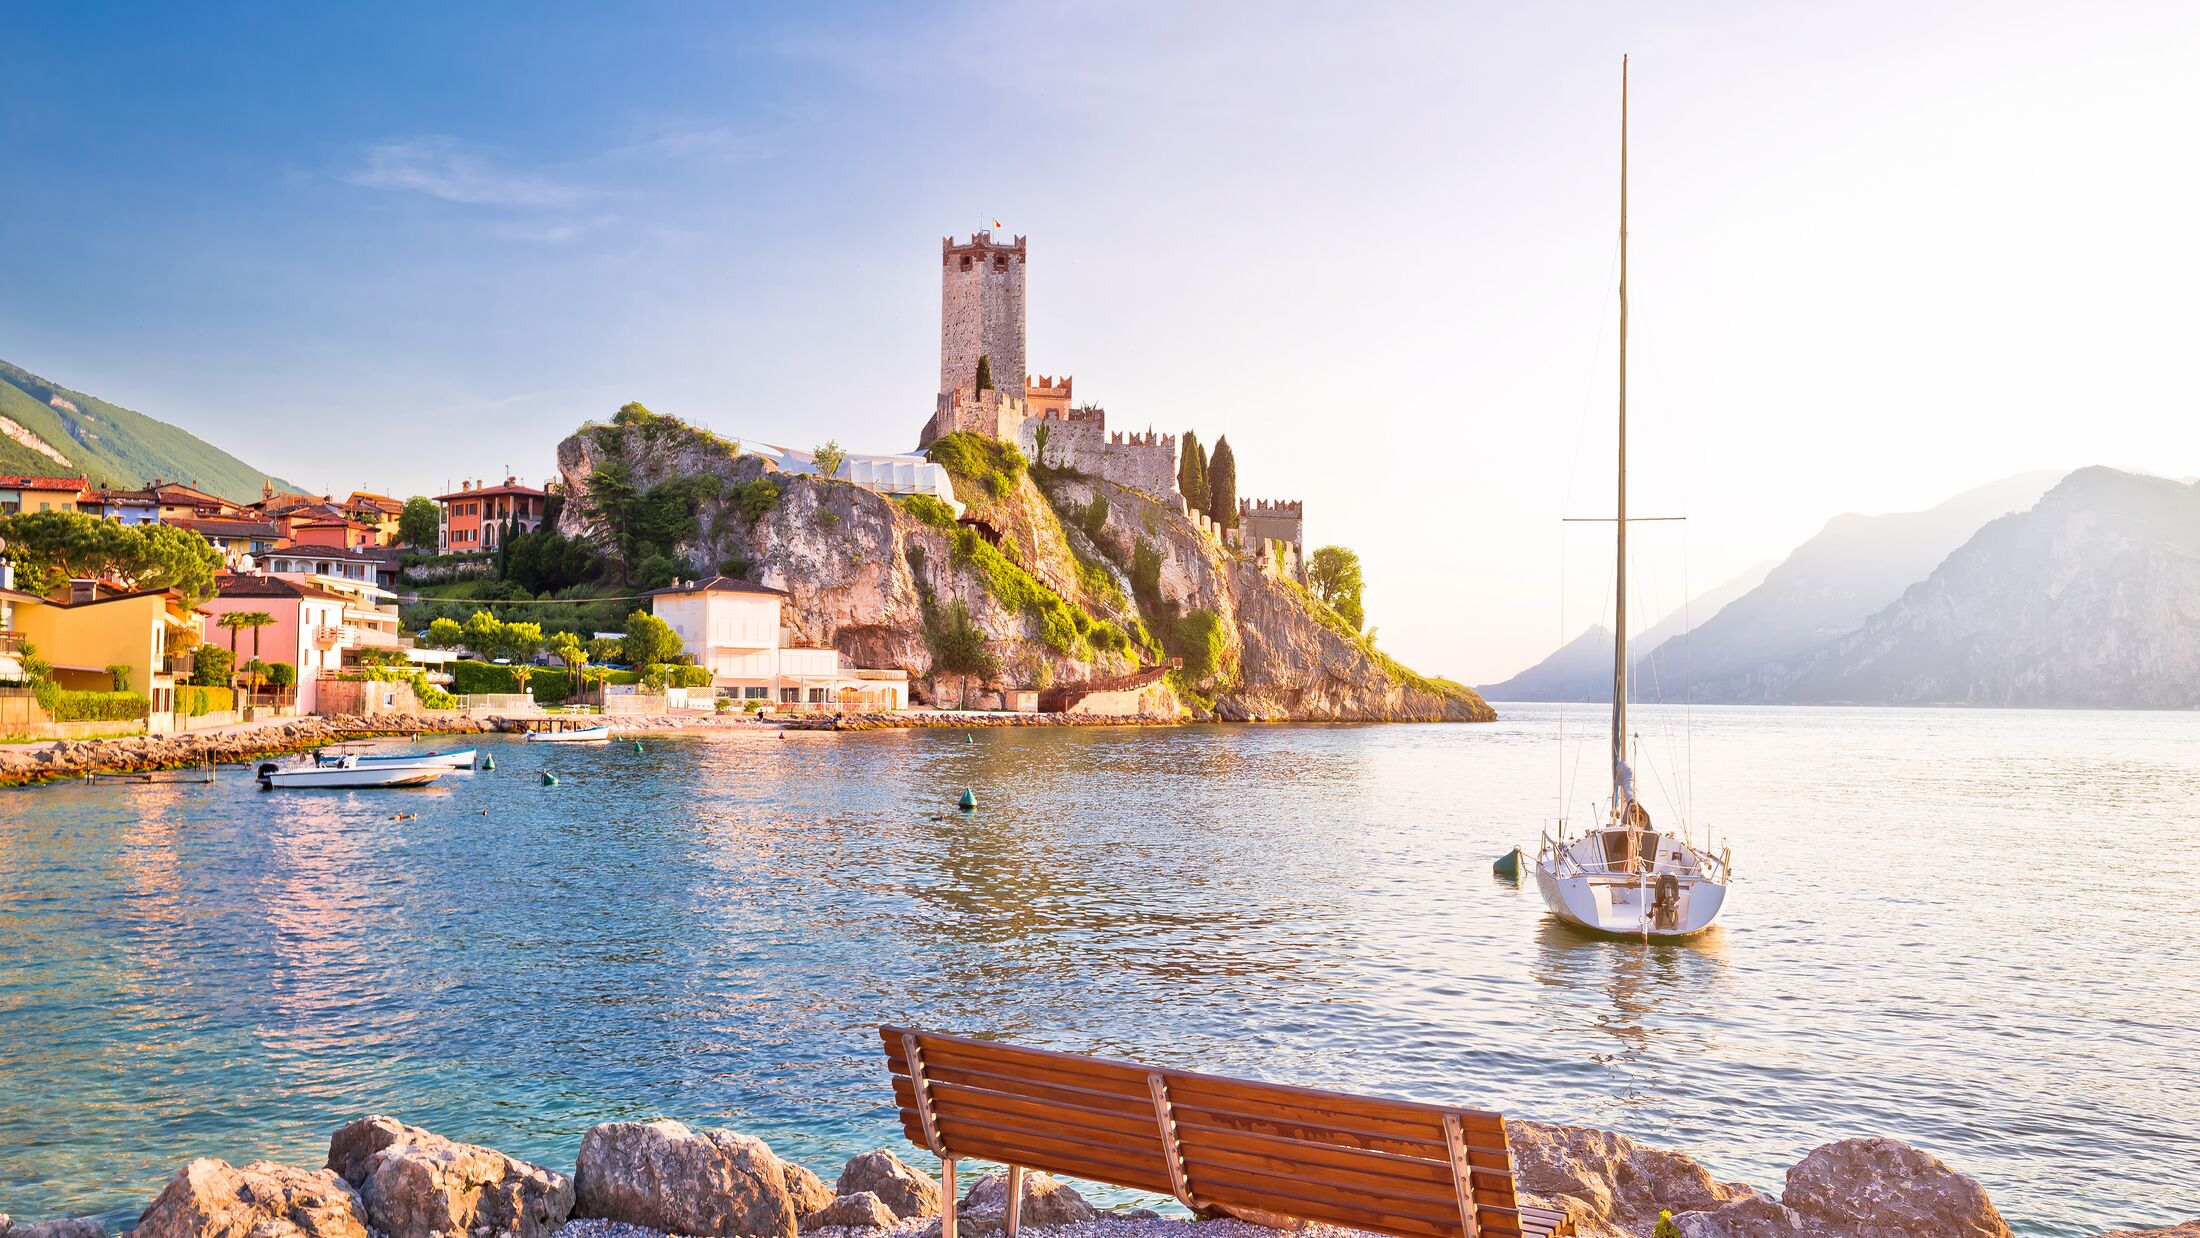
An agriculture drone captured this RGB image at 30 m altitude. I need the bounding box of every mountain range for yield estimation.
[0,357,294,500]
[1482,466,2200,708]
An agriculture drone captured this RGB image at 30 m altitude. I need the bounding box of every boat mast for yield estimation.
[1611,54,1630,814]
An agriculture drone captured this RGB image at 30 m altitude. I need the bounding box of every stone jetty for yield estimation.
[2,1115,2183,1238]
[0,714,495,787]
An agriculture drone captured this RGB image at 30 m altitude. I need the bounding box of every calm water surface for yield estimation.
[2,707,2195,1236]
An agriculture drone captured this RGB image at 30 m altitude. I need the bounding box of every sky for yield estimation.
[3,1,2197,682]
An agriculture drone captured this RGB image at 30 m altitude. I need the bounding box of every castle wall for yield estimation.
[1018,411,1179,499]
[1238,498,1305,550]
[940,233,1027,401]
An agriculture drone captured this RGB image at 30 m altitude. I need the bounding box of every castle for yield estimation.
[916,232,1304,575]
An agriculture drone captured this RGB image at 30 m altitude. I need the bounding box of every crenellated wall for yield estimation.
[1238,498,1305,553]
[1019,412,1179,498]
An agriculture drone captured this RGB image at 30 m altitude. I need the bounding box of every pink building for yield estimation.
[200,574,350,713]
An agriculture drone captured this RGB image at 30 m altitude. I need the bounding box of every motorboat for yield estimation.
[259,755,446,789]
[315,747,477,769]
[526,724,611,743]
[1531,58,1732,940]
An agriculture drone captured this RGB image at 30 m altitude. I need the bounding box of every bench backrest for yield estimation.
[881,1026,1546,1238]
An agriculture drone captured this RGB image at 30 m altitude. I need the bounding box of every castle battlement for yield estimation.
[1240,498,1304,517]
[1028,374,1072,393]
[1109,429,1172,449]
[943,231,1027,258]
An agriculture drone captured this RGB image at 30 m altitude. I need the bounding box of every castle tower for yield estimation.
[939,232,1027,402]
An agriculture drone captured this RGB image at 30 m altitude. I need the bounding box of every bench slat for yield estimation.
[930,1078,1165,1141]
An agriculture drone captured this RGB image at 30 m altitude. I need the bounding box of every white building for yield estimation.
[648,576,908,709]
[760,445,962,515]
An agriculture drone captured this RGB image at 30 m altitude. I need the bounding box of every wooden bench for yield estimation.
[880,1026,1570,1238]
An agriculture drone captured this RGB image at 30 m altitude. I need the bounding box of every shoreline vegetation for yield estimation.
[4,1111,2183,1238]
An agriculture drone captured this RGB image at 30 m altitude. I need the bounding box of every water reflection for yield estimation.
[1529,919,1732,1067]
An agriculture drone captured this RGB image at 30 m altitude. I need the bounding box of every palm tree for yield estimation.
[239,611,276,696]
[215,613,252,689]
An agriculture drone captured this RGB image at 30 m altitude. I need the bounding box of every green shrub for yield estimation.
[179,685,235,716]
[925,432,1027,505]
[1075,493,1109,539]
[49,690,151,723]
[1175,609,1227,684]
[667,664,712,689]
[189,645,234,687]
[951,528,1084,657]
[730,478,783,521]
[899,494,958,530]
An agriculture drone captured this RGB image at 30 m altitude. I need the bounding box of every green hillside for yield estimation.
[0,357,298,500]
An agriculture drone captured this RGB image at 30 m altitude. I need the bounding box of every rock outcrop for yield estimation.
[1780,1138,2010,1238]
[798,1192,897,1232]
[958,1172,1098,1227]
[2,1222,105,1238]
[554,410,1490,722]
[1507,1121,1752,1237]
[833,1151,939,1220]
[0,714,493,788]
[2094,1224,2200,1238]
[780,1162,836,1220]
[573,1120,799,1238]
[132,1158,367,1238]
[325,1116,572,1238]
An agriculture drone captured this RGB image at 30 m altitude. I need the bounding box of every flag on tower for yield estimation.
[992,218,1001,228]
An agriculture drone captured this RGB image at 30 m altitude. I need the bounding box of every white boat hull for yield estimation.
[1533,828,1729,939]
[262,763,446,789]
[527,727,611,743]
[318,748,477,769]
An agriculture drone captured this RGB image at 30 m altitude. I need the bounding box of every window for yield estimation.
[744,686,767,699]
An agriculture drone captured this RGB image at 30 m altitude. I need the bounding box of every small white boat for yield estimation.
[527,725,611,743]
[259,756,446,789]
[1531,58,1732,940]
[316,747,477,769]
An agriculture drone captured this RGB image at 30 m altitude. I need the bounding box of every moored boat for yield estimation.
[1531,57,1732,940]
[259,756,446,789]
[526,724,611,743]
[315,748,478,769]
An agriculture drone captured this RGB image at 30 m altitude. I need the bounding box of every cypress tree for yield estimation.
[974,355,993,393]
[1207,436,1238,529]
[1178,430,1209,509]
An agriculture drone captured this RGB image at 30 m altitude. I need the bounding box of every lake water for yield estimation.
[1,707,2194,1236]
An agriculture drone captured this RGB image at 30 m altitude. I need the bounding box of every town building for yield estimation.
[648,576,908,709]
[290,515,378,549]
[0,474,91,515]
[758,444,961,513]
[8,581,197,713]
[260,544,402,590]
[435,478,545,554]
[79,487,162,524]
[168,516,284,565]
[342,492,406,545]
[201,573,352,714]
[151,481,242,521]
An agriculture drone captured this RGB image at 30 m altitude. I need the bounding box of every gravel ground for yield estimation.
[555,1215,1383,1238]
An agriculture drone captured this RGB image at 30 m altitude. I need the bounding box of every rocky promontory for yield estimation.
[554,407,1489,723]
[6,1113,2180,1238]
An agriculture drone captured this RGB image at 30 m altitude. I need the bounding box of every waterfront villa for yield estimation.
[0,474,91,515]
[648,576,908,709]
[435,477,545,553]
[5,575,198,713]
[201,573,352,714]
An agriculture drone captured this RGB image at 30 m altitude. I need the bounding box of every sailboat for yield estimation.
[1533,57,1732,939]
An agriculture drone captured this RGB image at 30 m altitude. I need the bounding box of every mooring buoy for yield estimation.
[966,733,974,744]
[542,772,558,786]
[480,754,495,771]
[958,787,977,811]
[634,741,644,754]
[1492,846,1525,880]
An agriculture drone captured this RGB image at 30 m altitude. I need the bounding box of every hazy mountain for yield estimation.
[0,357,296,500]
[1709,468,2200,707]
[1479,559,1775,700]
[1648,469,2064,697]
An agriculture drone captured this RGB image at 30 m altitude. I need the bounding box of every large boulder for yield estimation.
[133,1158,367,1238]
[1668,1193,1822,1238]
[960,1173,1098,1227]
[798,1193,897,1232]
[781,1162,836,1220]
[6,1222,104,1238]
[835,1151,938,1220]
[573,1119,798,1238]
[325,1115,573,1238]
[1506,1121,1752,1236]
[2094,1225,2200,1238]
[1782,1138,2010,1238]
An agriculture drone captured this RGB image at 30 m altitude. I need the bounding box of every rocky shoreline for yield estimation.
[1,1114,2186,1238]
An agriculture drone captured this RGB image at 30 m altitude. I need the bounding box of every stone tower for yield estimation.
[939,232,1027,402]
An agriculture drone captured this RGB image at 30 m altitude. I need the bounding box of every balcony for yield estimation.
[314,626,344,648]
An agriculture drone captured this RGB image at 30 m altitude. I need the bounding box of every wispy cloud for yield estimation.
[607,119,768,163]
[346,137,592,208]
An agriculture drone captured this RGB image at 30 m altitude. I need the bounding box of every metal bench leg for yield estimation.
[1005,1165,1025,1238]
[941,1155,958,1238]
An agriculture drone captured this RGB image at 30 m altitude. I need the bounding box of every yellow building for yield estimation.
[6,585,197,712]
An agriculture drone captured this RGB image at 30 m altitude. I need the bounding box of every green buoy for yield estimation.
[1492,846,1525,880]
[480,755,495,771]
[634,741,644,754]
[542,771,558,786]
[958,787,977,811]
[966,734,974,744]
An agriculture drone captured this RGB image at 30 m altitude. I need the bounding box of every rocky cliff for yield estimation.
[553,412,1489,721]
[1708,467,2200,706]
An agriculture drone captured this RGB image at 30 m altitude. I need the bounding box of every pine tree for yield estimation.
[1207,436,1238,529]
[1177,430,1208,508]
[974,355,993,393]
